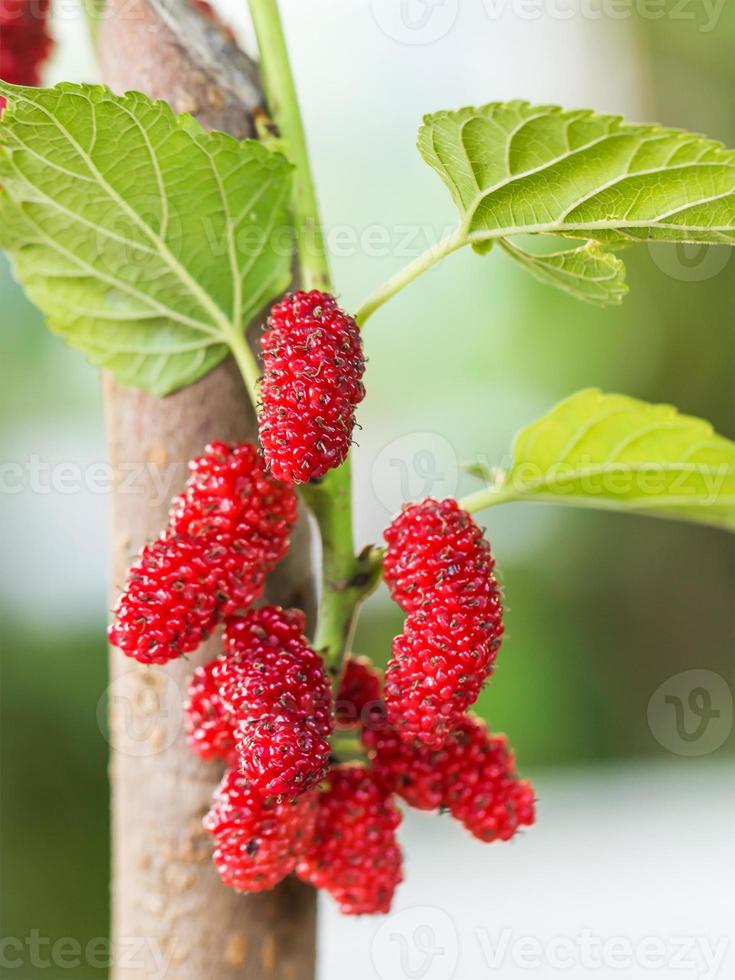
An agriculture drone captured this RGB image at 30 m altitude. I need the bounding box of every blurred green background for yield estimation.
[1,1,733,976]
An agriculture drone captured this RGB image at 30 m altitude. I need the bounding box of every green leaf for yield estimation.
[0,82,293,395]
[499,239,628,307]
[465,390,735,531]
[419,101,735,302]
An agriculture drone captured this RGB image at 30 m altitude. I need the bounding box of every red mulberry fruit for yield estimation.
[109,442,296,664]
[215,607,333,799]
[169,441,295,573]
[365,714,535,843]
[204,769,317,893]
[0,0,53,108]
[335,656,383,730]
[296,766,403,915]
[185,659,237,765]
[383,497,499,614]
[383,499,503,746]
[441,716,535,842]
[259,290,366,483]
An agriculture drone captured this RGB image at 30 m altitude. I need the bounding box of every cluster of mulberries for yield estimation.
[0,0,53,107]
[258,290,365,484]
[108,442,296,664]
[188,647,533,914]
[186,611,402,914]
[108,297,533,916]
[345,658,535,843]
[383,498,504,746]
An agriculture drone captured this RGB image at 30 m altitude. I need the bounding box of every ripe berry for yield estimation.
[204,768,317,893]
[108,535,223,665]
[259,290,366,483]
[382,499,503,746]
[169,442,296,576]
[109,442,296,664]
[335,656,383,730]
[365,714,535,842]
[0,0,53,109]
[185,659,237,766]
[383,497,499,614]
[296,766,403,915]
[215,607,333,799]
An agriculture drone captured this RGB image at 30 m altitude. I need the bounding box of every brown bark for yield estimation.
[98,2,317,977]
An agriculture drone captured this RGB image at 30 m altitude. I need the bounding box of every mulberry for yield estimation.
[0,0,53,109]
[335,656,383,730]
[259,290,365,483]
[296,766,403,915]
[185,659,237,765]
[215,607,333,799]
[109,442,296,664]
[204,768,317,893]
[383,499,503,746]
[365,714,535,842]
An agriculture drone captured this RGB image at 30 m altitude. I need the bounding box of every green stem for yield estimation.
[247,0,330,291]
[459,482,517,514]
[303,469,383,678]
[355,229,466,326]
[247,0,381,682]
[227,327,261,407]
[330,730,369,764]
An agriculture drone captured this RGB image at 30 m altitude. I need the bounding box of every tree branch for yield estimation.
[98,2,316,977]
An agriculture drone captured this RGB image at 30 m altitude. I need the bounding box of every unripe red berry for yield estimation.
[185,659,237,765]
[0,0,53,108]
[383,499,503,746]
[109,443,296,664]
[204,768,317,893]
[365,714,535,843]
[259,291,366,483]
[215,607,334,799]
[296,766,403,915]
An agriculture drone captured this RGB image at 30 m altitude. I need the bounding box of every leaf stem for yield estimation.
[459,483,517,514]
[355,229,466,326]
[247,0,330,292]
[227,326,261,408]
